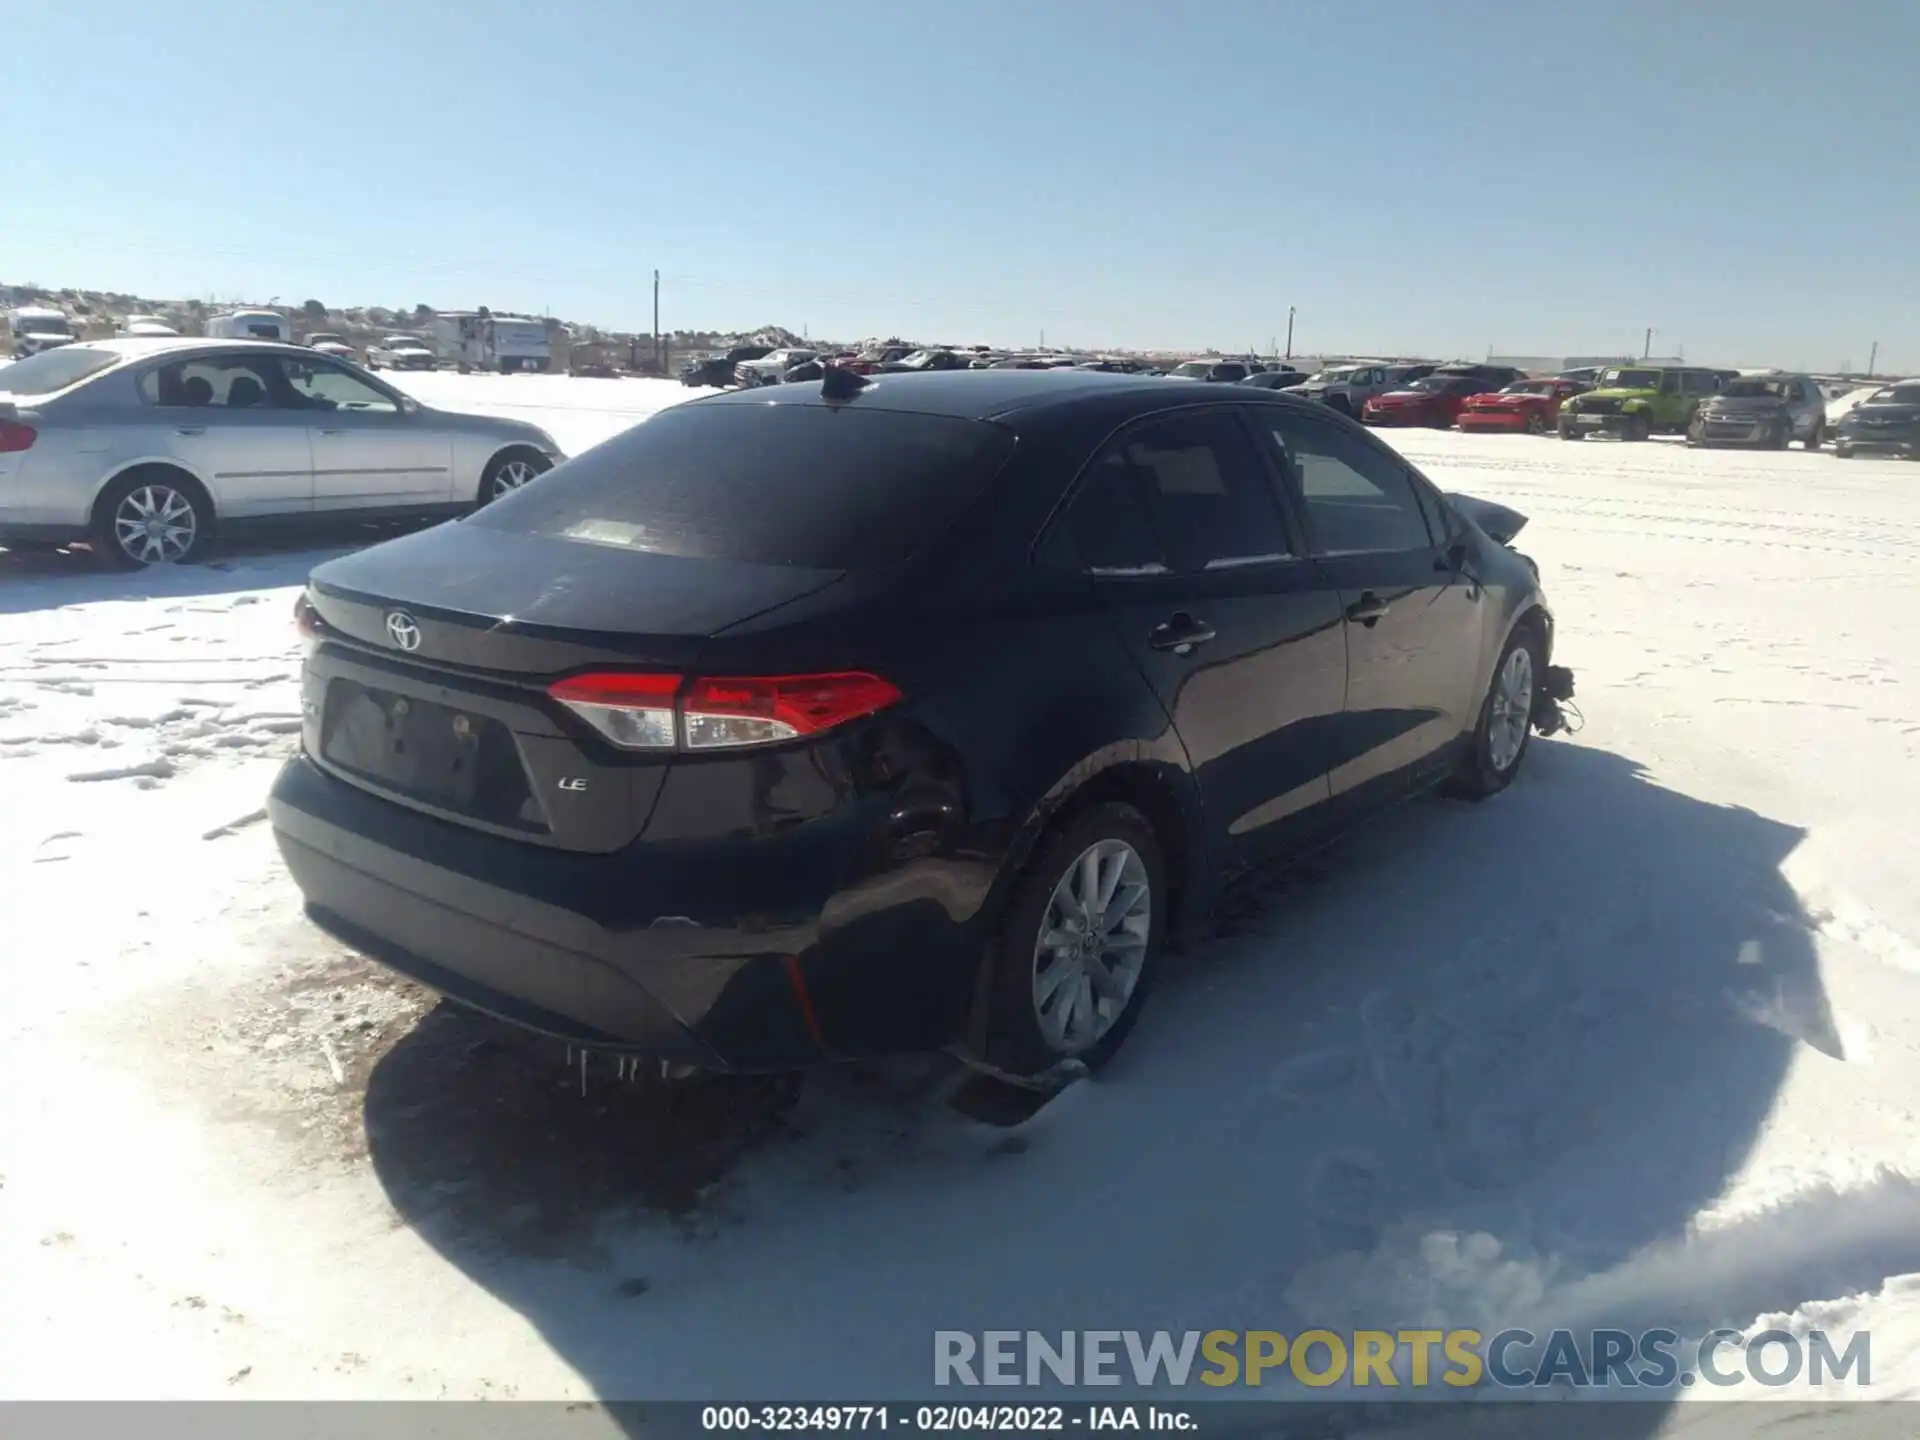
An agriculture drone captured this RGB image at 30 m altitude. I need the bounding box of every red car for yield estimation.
[841,344,915,375]
[1457,378,1589,434]
[1361,373,1496,427]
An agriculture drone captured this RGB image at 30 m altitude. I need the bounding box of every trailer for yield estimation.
[429,311,552,373]
[205,309,292,342]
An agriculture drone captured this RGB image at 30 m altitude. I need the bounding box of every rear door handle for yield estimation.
[1346,591,1390,625]
[1148,613,1216,653]
[318,427,349,435]
[174,425,205,436]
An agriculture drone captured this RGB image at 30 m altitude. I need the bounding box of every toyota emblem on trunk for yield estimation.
[385,611,422,651]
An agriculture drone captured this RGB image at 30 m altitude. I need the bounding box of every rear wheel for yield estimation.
[476,447,553,507]
[1442,624,1542,801]
[90,469,212,569]
[979,802,1166,1079]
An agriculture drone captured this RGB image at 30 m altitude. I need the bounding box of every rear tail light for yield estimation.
[548,670,902,752]
[0,421,37,454]
[548,671,680,750]
[292,592,326,653]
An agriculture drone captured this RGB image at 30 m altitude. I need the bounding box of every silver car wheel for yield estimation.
[1031,839,1151,1054]
[489,457,543,500]
[113,484,199,565]
[1487,645,1535,774]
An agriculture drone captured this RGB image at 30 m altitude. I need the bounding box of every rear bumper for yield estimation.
[1561,412,1644,434]
[1456,412,1531,431]
[1834,434,1919,456]
[1692,418,1790,446]
[271,754,844,1071]
[269,750,996,1071]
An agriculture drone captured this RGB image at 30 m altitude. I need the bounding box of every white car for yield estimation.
[365,335,438,372]
[0,337,564,567]
[734,347,817,386]
[8,306,78,358]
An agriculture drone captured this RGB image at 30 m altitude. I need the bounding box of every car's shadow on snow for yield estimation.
[0,519,446,615]
[361,739,1890,1425]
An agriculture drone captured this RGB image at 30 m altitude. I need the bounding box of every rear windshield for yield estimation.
[1721,378,1789,398]
[1599,368,1660,389]
[0,346,123,396]
[1868,385,1920,405]
[472,402,1018,570]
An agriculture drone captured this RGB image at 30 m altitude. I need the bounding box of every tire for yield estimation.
[1834,444,1853,459]
[1623,413,1651,442]
[90,468,212,569]
[1441,623,1542,801]
[1326,395,1353,418]
[1525,411,1547,435]
[1557,420,1579,441]
[1768,424,1791,450]
[978,801,1167,1078]
[476,447,553,507]
[1803,421,1823,451]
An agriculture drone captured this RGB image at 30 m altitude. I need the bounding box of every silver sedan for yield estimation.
[0,336,565,567]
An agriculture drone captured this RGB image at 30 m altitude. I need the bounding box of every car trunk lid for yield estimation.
[301,523,847,853]
[308,521,843,676]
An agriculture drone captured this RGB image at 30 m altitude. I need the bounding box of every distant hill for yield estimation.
[1,280,824,368]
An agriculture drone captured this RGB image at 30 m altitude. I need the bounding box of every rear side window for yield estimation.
[139,355,291,409]
[1265,415,1435,555]
[0,346,122,397]
[1052,410,1292,576]
[471,402,1016,570]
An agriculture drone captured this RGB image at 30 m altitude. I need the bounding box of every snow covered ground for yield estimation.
[3,373,1920,1428]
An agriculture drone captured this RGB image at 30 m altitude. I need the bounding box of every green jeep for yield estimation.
[1557,364,1723,441]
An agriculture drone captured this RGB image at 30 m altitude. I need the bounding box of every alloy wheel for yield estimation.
[113,484,198,565]
[489,456,545,500]
[1031,839,1152,1054]
[1487,645,1535,774]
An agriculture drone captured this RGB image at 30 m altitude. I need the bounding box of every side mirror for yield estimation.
[1436,540,1468,573]
[398,395,420,416]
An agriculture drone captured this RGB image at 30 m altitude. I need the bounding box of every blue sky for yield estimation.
[4,0,1915,368]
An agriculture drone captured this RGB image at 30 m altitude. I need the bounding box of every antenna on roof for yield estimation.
[820,365,869,403]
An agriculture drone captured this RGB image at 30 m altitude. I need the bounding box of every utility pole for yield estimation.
[1285,306,1295,360]
[1643,327,1653,359]
[652,270,661,372]
[1868,341,1879,377]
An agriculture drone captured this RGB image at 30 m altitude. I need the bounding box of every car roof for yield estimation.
[689,368,1334,424]
[48,336,314,362]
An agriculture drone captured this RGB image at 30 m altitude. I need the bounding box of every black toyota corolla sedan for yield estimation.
[269,368,1570,1087]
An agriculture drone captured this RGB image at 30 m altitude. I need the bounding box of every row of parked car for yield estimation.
[679,343,1913,458]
